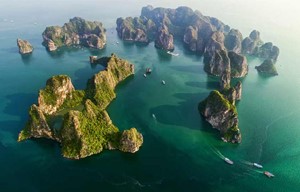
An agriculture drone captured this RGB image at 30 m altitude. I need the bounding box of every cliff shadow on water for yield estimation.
[4,93,37,122]
[20,54,33,65]
[149,92,208,131]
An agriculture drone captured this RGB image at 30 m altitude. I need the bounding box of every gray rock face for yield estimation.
[154,25,174,50]
[228,51,248,77]
[225,29,243,53]
[234,81,242,101]
[18,104,54,142]
[255,42,280,61]
[17,39,33,54]
[119,128,143,153]
[38,75,75,115]
[199,90,241,143]
[204,49,230,76]
[183,26,198,51]
[221,81,242,105]
[255,59,278,76]
[220,70,231,90]
[42,17,106,51]
[203,31,230,75]
[116,17,151,43]
[242,30,262,54]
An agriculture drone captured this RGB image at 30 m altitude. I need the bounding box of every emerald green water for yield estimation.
[1,1,300,191]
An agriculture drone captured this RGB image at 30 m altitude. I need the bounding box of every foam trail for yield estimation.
[210,146,225,159]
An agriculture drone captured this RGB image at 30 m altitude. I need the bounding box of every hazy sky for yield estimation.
[1,0,299,43]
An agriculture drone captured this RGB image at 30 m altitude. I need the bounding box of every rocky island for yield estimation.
[42,17,106,51]
[116,5,280,143]
[17,38,33,54]
[18,54,143,159]
[199,68,242,143]
[255,59,278,76]
[117,6,279,77]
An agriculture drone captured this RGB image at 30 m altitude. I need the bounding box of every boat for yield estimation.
[143,74,147,77]
[264,171,274,178]
[167,51,179,56]
[146,68,152,74]
[161,80,166,85]
[224,157,234,165]
[253,163,263,169]
[152,114,156,119]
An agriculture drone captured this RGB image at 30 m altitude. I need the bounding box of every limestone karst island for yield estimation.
[17,5,281,160]
[18,53,143,159]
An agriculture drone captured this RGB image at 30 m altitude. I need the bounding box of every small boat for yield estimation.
[146,68,152,74]
[224,157,234,165]
[264,171,274,178]
[167,51,179,56]
[152,114,156,119]
[116,41,119,44]
[253,163,263,169]
[143,74,147,77]
[161,80,166,85]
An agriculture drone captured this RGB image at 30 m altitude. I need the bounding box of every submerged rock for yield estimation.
[42,17,106,51]
[199,90,241,143]
[255,59,278,76]
[17,38,33,54]
[18,54,143,159]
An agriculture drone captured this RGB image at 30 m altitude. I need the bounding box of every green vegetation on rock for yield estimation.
[42,17,106,51]
[199,90,241,143]
[18,54,142,159]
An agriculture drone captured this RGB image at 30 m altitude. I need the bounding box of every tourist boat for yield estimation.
[253,163,263,169]
[152,114,156,119]
[146,68,152,74]
[264,171,274,178]
[167,51,179,56]
[161,80,166,85]
[224,157,234,165]
[143,74,147,77]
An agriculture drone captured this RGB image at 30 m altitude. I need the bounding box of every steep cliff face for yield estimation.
[18,104,54,141]
[242,30,262,54]
[154,25,174,51]
[38,75,75,115]
[224,29,243,53]
[17,39,33,54]
[255,59,278,76]
[86,54,134,110]
[203,31,231,76]
[60,100,119,159]
[116,17,155,43]
[42,17,106,51]
[199,90,241,143]
[119,128,143,153]
[18,54,143,159]
[255,42,280,61]
[220,70,231,90]
[228,51,248,78]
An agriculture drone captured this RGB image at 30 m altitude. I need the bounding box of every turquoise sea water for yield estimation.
[1,0,300,191]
